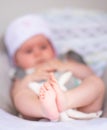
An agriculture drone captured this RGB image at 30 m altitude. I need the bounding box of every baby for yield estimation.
[4,14,105,121]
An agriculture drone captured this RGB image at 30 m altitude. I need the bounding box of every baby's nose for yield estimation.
[34,49,41,56]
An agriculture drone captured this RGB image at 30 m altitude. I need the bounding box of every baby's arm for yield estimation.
[59,60,94,80]
[42,58,93,80]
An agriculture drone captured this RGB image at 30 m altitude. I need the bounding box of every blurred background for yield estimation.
[0,0,107,35]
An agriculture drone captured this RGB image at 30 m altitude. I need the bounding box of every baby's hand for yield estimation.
[34,59,70,74]
[56,62,72,72]
[42,59,70,72]
[48,59,69,72]
[20,71,50,88]
[44,59,65,72]
[35,59,62,72]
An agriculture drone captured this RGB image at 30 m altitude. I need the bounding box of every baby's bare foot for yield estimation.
[49,74,67,112]
[39,82,59,121]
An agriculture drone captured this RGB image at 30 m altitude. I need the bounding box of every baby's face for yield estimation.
[14,35,55,69]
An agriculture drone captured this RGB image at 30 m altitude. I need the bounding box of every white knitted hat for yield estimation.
[4,14,53,60]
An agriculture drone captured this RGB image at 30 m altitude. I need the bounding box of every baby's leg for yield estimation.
[39,82,59,121]
[77,89,104,113]
[12,81,59,121]
[67,75,105,113]
[50,74,105,113]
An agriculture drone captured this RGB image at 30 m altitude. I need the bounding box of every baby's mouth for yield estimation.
[36,59,46,65]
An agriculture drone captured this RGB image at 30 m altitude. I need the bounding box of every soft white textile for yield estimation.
[0,109,107,130]
[42,9,107,76]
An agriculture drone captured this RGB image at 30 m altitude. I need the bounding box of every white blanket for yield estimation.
[0,109,107,130]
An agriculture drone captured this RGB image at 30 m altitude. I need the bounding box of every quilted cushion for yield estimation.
[0,52,17,115]
[42,9,107,76]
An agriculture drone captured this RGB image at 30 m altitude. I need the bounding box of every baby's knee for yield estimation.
[91,75,105,94]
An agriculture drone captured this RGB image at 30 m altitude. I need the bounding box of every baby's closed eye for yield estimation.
[25,49,33,54]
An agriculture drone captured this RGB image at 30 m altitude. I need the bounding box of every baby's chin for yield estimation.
[20,64,36,71]
[35,59,50,66]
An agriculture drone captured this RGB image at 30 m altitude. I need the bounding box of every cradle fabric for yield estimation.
[42,9,107,76]
[0,109,107,130]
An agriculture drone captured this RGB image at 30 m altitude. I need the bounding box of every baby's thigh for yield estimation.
[78,93,104,113]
